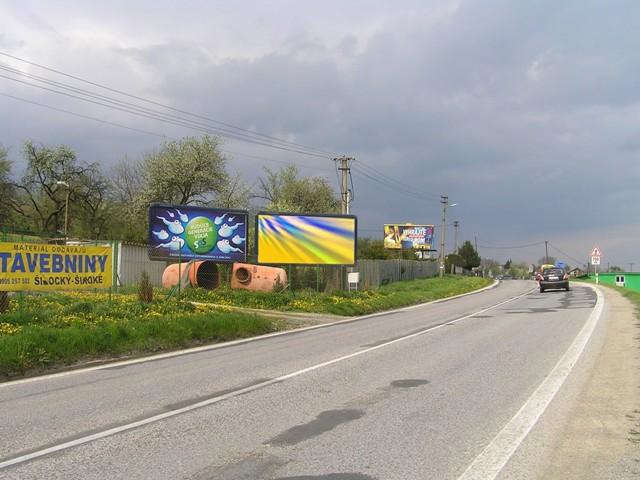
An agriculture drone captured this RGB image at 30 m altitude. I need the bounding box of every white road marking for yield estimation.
[0,280,500,389]
[456,284,604,480]
[0,286,528,470]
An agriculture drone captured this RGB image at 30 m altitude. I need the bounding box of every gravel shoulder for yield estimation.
[536,286,640,478]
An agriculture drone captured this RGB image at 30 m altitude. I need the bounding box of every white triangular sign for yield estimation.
[590,246,601,257]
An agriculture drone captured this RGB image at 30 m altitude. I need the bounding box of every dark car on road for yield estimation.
[536,267,569,292]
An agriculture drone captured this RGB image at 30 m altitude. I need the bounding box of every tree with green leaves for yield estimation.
[140,135,229,206]
[256,165,340,213]
[457,240,481,270]
[357,237,391,259]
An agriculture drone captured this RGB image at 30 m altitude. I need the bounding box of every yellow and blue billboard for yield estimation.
[257,213,357,265]
[0,242,112,291]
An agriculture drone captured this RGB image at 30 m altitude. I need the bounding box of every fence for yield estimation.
[355,259,440,289]
[1,230,440,292]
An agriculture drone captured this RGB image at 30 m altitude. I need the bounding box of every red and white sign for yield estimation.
[590,246,602,257]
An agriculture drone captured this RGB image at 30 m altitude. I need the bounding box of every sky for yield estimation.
[1,0,639,268]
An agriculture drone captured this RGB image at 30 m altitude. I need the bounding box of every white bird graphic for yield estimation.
[155,236,185,251]
[228,216,235,222]
[175,209,188,223]
[157,216,184,234]
[167,211,175,218]
[152,229,169,240]
[217,239,243,254]
[219,222,243,238]
[231,235,245,245]
[214,213,227,225]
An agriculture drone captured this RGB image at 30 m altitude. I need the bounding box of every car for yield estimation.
[536,267,569,292]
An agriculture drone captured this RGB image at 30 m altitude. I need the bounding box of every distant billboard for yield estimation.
[148,203,248,262]
[256,213,357,265]
[384,224,435,250]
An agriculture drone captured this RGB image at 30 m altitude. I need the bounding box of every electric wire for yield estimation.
[478,241,546,250]
[351,164,441,203]
[547,243,588,267]
[0,51,338,157]
[0,73,331,158]
[0,92,334,173]
[354,159,441,201]
[0,62,332,157]
[0,91,169,140]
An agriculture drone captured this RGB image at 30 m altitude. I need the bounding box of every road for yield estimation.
[0,281,604,479]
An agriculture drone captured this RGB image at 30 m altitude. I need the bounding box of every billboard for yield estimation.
[256,213,357,265]
[0,242,112,291]
[384,224,435,250]
[148,204,248,262]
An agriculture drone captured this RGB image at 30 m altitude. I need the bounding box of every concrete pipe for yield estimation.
[162,261,220,290]
[230,263,288,292]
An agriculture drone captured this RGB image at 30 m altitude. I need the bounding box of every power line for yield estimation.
[0,62,333,158]
[0,91,169,140]
[478,241,546,250]
[354,160,441,201]
[351,164,442,203]
[0,51,339,157]
[0,92,333,174]
[547,243,587,266]
[0,72,333,158]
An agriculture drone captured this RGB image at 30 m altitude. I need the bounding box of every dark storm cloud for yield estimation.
[1,0,639,264]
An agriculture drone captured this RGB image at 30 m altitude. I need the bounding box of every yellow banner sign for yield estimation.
[0,242,112,291]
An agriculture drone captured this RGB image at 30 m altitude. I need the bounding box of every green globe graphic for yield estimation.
[184,216,216,254]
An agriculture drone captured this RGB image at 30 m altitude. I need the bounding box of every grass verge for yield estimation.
[181,275,493,316]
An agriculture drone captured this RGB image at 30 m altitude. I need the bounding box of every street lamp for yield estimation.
[439,196,457,278]
[56,180,70,240]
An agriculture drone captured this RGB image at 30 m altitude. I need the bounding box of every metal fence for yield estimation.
[1,230,440,291]
[355,259,440,289]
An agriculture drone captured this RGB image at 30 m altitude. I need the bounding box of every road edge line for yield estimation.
[456,284,605,480]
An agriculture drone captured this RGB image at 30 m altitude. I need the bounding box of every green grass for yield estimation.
[182,275,494,316]
[0,293,277,379]
[0,275,493,379]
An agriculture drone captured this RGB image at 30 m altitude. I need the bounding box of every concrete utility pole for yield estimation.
[336,156,354,215]
[453,220,459,253]
[439,196,448,278]
[451,220,459,274]
[630,263,634,272]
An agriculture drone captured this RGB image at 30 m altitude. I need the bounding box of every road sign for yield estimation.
[590,246,601,257]
[591,256,601,266]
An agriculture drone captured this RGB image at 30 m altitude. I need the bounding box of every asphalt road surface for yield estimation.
[0,281,603,480]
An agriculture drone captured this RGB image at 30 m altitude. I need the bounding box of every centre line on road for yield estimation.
[0,288,533,470]
[456,284,604,480]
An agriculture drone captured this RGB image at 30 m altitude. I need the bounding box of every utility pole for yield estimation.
[630,263,634,272]
[451,220,459,274]
[453,221,459,253]
[336,156,353,214]
[545,240,549,264]
[439,196,448,278]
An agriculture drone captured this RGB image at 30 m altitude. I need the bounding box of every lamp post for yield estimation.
[56,180,70,240]
[439,196,457,278]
